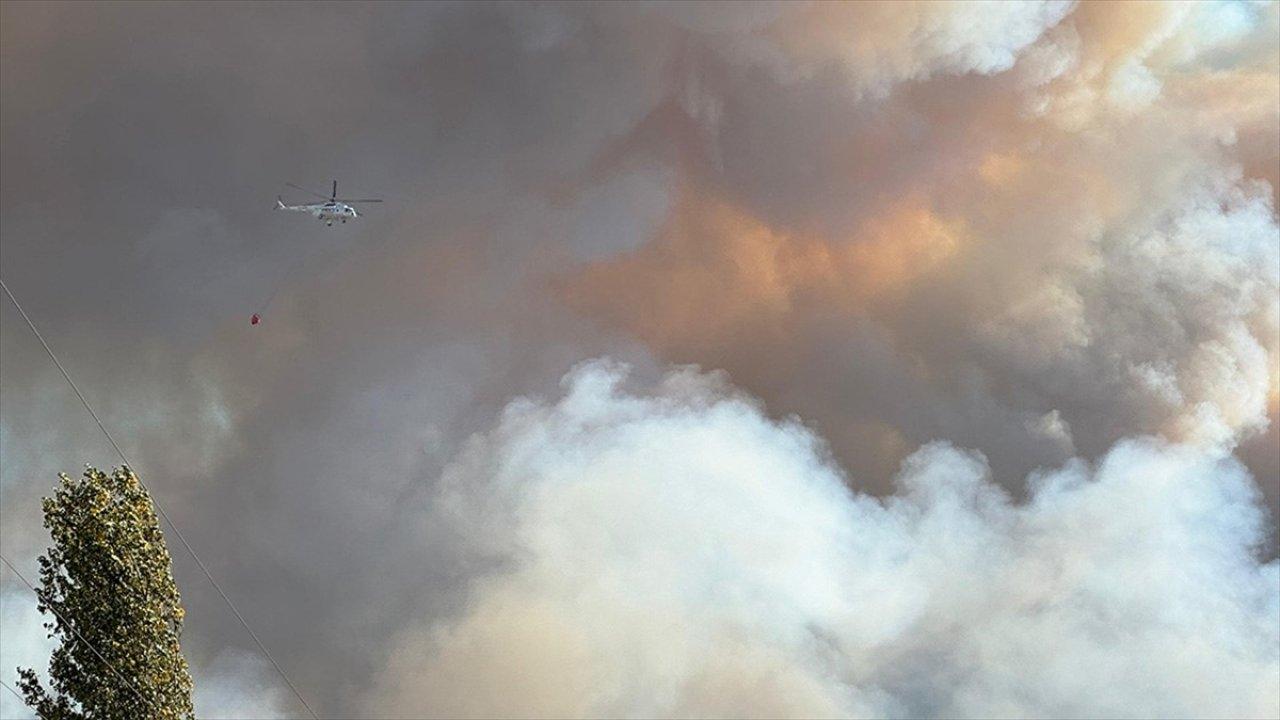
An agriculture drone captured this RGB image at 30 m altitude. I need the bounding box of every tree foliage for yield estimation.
[18,466,194,720]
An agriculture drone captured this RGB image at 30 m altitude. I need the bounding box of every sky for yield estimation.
[0,1,1277,718]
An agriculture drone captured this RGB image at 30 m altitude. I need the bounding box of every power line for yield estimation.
[0,278,319,720]
[0,680,22,703]
[1,677,45,720]
[0,554,155,712]
[0,680,21,705]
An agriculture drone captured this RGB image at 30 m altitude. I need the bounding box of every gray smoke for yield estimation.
[1,2,1277,718]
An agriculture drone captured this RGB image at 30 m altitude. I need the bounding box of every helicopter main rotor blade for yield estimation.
[336,198,383,203]
[286,182,331,201]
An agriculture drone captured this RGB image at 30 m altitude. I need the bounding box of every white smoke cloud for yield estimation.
[561,0,1280,499]
[652,0,1075,96]
[1019,1,1278,127]
[977,168,1279,450]
[784,0,1075,93]
[368,360,1279,718]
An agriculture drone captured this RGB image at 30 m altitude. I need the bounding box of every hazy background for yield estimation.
[2,2,1277,717]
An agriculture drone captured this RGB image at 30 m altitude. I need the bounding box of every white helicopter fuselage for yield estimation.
[277,182,381,226]
[277,198,358,225]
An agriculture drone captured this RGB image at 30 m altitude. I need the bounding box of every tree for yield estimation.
[17,466,195,720]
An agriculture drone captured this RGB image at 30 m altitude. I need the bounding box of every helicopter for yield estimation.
[276,180,382,226]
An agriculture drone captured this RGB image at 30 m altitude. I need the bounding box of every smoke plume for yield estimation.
[1,1,1276,717]
[369,361,1278,718]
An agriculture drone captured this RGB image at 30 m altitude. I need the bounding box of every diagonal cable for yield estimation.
[2,677,47,720]
[0,554,155,712]
[0,278,319,719]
